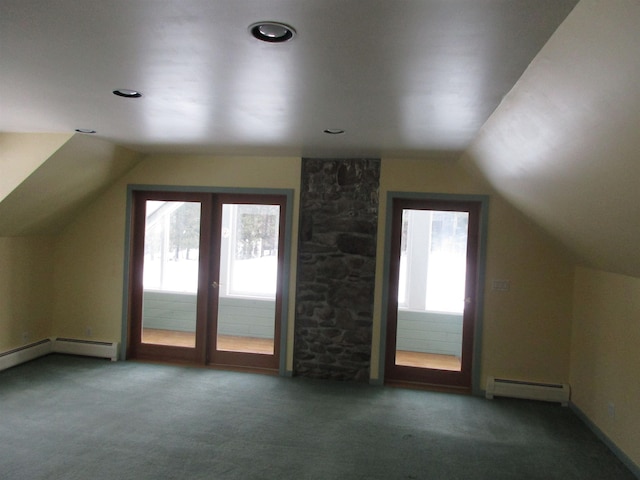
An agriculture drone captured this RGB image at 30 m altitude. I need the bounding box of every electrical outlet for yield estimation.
[22,331,30,343]
[607,402,616,420]
[85,327,92,338]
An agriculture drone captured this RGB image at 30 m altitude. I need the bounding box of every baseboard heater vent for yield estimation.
[486,376,570,406]
[53,338,118,362]
[0,339,53,372]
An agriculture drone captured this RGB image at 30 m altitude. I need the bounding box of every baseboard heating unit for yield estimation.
[486,376,570,406]
[0,339,53,372]
[52,338,119,361]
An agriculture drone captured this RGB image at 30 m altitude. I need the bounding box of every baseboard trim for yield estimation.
[0,339,52,372]
[570,402,640,478]
[0,337,120,372]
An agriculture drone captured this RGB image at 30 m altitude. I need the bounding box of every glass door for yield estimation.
[128,191,211,363]
[207,195,285,371]
[128,191,285,371]
[384,198,481,390]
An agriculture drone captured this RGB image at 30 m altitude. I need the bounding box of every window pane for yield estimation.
[217,203,279,354]
[141,201,201,348]
[425,211,468,313]
[395,209,467,371]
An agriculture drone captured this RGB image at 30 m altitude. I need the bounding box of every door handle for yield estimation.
[211,282,220,288]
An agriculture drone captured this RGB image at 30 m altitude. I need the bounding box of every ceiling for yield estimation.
[3,0,640,279]
[0,0,577,157]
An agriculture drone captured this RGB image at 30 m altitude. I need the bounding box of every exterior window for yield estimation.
[398,210,468,313]
[220,204,280,299]
[143,201,200,293]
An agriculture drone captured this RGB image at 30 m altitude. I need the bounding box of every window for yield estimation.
[220,204,280,299]
[398,209,469,313]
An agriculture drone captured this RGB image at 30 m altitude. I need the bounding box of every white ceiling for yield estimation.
[4,0,640,278]
[0,0,577,157]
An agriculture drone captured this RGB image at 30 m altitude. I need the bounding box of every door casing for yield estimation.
[378,192,488,394]
[122,185,294,376]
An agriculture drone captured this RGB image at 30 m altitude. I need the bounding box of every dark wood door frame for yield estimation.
[128,190,212,364]
[206,193,286,371]
[126,189,289,373]
[380,193,488,393]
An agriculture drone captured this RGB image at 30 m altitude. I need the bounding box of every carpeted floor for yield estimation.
[0,354,635,480]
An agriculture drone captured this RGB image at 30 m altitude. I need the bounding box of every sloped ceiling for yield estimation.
[0,132,73,202]
[0,0,577,157]
[0,134,142,236]
[2,1,639,279]
[464,0,640,278]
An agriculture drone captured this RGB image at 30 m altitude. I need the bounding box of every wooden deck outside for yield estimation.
[142,328,460,371]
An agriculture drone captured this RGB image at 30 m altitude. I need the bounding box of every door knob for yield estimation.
[211,282,219,288]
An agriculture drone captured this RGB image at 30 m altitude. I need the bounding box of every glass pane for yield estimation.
[216,203,279,354]
[395,209,468,371]
[141,201,200,348]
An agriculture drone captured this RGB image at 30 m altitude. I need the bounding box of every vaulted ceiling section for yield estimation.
[1,0,639,277]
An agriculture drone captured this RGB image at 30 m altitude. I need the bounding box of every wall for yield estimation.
[396,310,462,357]
[51,153,575,388]
[372,157,575,387]
[0,132,72,202]
[52,155,300,364]
[142,291,275,339]
[570,266,640,469]
[294,158,380,381]
[0,237,54,351]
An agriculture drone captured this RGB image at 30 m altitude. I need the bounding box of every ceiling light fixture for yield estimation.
[324,128,345,135]
[112,88,143,98]
[75,128,96,134]
[250,22,296,43]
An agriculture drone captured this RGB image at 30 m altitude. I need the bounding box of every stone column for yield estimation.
[293,158,380,381]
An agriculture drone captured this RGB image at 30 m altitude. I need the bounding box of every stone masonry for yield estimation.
[294,158,380,381]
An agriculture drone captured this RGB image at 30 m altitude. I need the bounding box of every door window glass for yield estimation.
[141,201,201,348]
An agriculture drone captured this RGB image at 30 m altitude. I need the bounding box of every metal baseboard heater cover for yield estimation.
[0,339,53,372]
[53,338,118,361]
[0,338,119,372]
[486,376,570,406]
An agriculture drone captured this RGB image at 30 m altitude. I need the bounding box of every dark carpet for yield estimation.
[0,354,635,479]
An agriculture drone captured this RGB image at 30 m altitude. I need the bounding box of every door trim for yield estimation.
[377,192,489,394]
[122,185,294,376]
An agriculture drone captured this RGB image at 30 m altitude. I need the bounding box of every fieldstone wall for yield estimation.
[293,158,380,382]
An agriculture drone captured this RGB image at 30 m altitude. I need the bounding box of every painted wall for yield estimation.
[52,155,300,365]
[0,132,72,202]
[372,157,575,387]
[142,291,276,339]
[570,267,640,468]
[51,153,574,387]
[0,237,54,351]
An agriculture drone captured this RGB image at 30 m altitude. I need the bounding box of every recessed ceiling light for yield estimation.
[249,22,296,43]
[113,88,142,98]
[75,128,96,134]
[324,128,345,135]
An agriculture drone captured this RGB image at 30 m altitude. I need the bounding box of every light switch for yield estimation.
[492,279,511,291]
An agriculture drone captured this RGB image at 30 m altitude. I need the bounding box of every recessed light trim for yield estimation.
[323,128,345,135]
[250,22,295,43]
[75,128,96,134]
[113,88,143,98]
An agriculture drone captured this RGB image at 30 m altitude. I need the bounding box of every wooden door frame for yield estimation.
[122,185,294,376]
[127,190,212,364]
[378,192,488,395]
[206,193,287,371]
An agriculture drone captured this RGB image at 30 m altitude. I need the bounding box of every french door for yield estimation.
[384,198,481,390]
[128,190,286,371]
